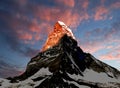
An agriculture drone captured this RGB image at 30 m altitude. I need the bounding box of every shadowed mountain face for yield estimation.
[5,34,120,88]
[0,21,120,88]
[17,34,86,80]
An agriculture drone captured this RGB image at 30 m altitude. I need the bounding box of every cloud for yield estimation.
[0,16,40,58]
[55,0,75,7]
[80,41,105,53]
[101,0,106,5]
[1,0,119,56]
[81,0,89,10]
[18,0,27,5]
[19,32,32,41]
[0,59,22,78]
[80,21,120,57]
[110,1,120,9]
[99,46,120,60]
[94,6,109,20]
[19,2,90,32]
[93,1,120,21]
[0,0,91,46]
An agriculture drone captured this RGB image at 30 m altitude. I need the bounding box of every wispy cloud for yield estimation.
[80,21,120,60]
[82,0,89,10]
[55,0,75,7]
[94,6,109,20]
[93,1,120,21]
[99,46,120,60]
[0,58,22,78]
[110,1,120,9]
[0,0,119,57]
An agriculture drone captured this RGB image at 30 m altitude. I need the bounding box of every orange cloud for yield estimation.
[94,6,109,20]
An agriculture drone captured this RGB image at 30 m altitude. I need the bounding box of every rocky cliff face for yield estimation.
[0,21,120,88]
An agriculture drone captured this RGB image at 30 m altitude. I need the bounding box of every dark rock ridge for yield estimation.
[7,34,120,88]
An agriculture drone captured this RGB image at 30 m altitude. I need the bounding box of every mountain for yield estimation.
[0,21,120,88]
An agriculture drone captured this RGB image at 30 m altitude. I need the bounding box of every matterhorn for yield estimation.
[0,21,120,88]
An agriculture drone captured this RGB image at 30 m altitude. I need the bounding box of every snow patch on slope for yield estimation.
[30,67,52,79]
[63,78,90,88]
[0,68,52,88]
[67,69,120,83]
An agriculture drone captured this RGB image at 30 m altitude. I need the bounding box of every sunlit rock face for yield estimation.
[42,21,75,51]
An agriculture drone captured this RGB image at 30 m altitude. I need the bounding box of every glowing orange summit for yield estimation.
[42,21,75,51]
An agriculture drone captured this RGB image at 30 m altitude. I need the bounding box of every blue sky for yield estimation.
[0,0,120,78]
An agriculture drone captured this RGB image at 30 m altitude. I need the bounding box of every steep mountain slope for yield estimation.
[0,21,120,88]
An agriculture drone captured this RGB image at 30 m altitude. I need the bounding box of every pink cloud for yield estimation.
[56,10,89,28]
[80,38,120,55]
[18,31,32,41]
[81,45,104,53]
[97,44,120,60]
[81,41,120,61]
[18,0,27,5]
[105,45,113,49]
[17,22,51,44]
[100,50,120,60]
[80,40,105,53]
[29,19,41,33]
[34,6,89,29]
[82,0,89,10]
[110,1,120,9]
[93,1,120,21]
[101,0,106,5]
[100,54,115,60]
[55,0,75,7]
[15,2,90,44]
[94,6,109,20]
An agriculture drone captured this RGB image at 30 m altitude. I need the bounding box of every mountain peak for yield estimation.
[42,21,75,51]
[1,22,120,88]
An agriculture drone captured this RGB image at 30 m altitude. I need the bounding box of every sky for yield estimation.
[0,0,120,78]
